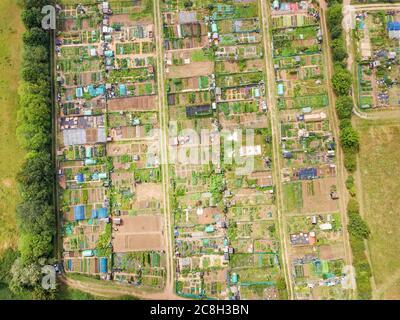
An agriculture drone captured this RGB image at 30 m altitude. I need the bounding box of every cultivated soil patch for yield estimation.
[113,215,164,252]
[301,177,338,213]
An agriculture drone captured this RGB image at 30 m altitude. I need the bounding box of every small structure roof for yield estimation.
[74,205,85,221]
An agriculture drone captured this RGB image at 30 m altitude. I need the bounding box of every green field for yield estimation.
[0,0,25,251]
[283,182,303,213]
[356,118,400,299]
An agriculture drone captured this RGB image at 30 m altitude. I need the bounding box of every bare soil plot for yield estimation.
[113,215,164,252]
[301,178,338,213]
[167,61,214,78]
[319,243,344,260]
[135,183,163,202]
[108,96,157,111]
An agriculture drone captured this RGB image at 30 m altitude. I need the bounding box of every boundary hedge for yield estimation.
[8,0,57,299]
[326,0,372,299]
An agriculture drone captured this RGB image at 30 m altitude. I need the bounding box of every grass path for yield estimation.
[0,0,24,252]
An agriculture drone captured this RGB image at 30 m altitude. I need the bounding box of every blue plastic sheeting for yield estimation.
[67,259,72,270]
[99,257,108,273]
[98,207,108,218]
[119,84,127,96]
[298,168,317,180]
[387,21,400,31]
[76,87,83,98]
[74,205,85,221]
[96,86,105,96]
[88,85,105,97]
[76,173,85,183]
[91,209,98,219]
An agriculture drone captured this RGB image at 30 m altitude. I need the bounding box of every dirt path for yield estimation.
[60,277,185,300]
[259,0,293,299]
[153,0,175,298]
[319,0,355,299]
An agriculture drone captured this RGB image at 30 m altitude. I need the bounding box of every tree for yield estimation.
[17,202,55,235]
[23,45,49,63]
[336,96,353,119]
[17,96,51,150]
[347,197,360,214]
[332,38,348,62]
[348,211,370,239]
[327,3,343,39]
[340,126,359,151]
[332,67,352,96]
[22,27,49,47]
[9,259,42,293]
[19,232,53,263]
[344,150,357,172]
[21,8,42,29]
[339,118,352,131]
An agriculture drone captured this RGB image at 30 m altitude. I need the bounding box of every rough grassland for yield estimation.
[0,0,24,251]
[356,118,400,299]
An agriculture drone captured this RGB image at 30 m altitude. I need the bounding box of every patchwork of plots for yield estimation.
[162,0,285,300]
[270,1,350,299]
[353,10,400,109]
[56,0,167,290]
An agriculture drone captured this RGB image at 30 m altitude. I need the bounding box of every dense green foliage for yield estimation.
[327,3,343,40]
[10,0,56,299]
[335,96,353,120]
[331,37,348,64]
[326,1,372,299]
[340,126,360,151]
[332,66,352,96]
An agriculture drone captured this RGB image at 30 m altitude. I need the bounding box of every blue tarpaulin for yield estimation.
[74,205,85,221]
[76,173,84,183]
[119,84,127,96]
[67,259,72,270]
[96,86,105,96]
[99,257,108,273]
[76,87,83,98]
[91,209,98,219]
[387,21,400,31]
[98,207,108,218]
[298,168,317,180]
[88,85,105,97]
